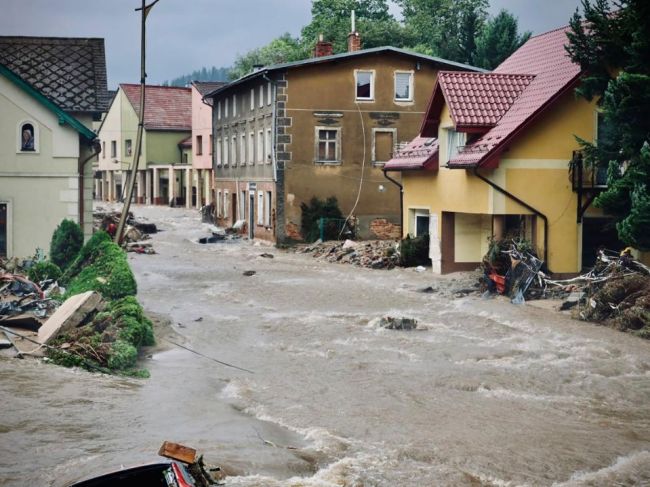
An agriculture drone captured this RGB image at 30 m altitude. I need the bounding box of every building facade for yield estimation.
[206,43,480,243]
[0,36,107,258]
[96,84,193,207]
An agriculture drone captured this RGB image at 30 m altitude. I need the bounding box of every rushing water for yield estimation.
[1,205,649,486]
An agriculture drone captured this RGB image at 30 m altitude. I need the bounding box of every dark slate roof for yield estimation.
[192,81,226,96]
[0,36,108,114]
[121,84,191,131]
[204,46,485,98]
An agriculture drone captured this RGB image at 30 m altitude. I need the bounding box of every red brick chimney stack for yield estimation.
[314,34,333,58]
[347,10,362,52]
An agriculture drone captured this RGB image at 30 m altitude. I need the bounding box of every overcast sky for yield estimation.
[1,0,583,89]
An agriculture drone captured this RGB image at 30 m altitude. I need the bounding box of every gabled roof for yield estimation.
[204,46,485,98]
[178,135,192,148]
[384,137,439,171]
[121,84,191,131]
[0,36,108,114]
[446,26,582,168]
[192,81,226,96]
[437,72,535,129]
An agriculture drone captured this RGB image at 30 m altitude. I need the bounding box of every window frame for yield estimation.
[240,133,246,165]
[371,128,397,166]
[257,191,264,225]
[110,140,117,158]
[248,131,255,165]
[267,82,272,105]
[354,69,375,101]
[265,191,272,226]
[257,130,264,163]
[217,101,221,120]
[265,128,272,164]
[216,137,222,166]
[250,88,255,111]
[259,85,264,108]
[314,126,341,164]
[394,70,414,102]
[231,136,237,166]
[196,135,203,156]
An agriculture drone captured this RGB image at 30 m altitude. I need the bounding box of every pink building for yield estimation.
[191,81,225,208]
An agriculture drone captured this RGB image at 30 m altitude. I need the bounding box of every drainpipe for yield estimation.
[472,166,549,268]
[78,139,102,233]
[382,169,403,237]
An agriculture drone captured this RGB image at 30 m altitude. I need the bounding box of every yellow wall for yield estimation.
[400,85,599,273]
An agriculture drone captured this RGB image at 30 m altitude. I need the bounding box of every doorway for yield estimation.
[0,203,6,257]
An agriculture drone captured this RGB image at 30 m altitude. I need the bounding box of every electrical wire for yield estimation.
[339,101,366,238]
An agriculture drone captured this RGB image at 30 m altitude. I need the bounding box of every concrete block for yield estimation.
[38,291,104,344]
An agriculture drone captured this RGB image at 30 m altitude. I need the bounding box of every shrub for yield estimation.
[28,261,62,283]
[300,196,344,242]
[400,234,430,267]
[63,231,137,299]
[107,340,138,369]
[50,219,84,270]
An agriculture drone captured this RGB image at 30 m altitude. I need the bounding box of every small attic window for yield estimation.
[18,122,37,153]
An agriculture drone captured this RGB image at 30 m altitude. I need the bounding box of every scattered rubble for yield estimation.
[295,239,400,269]
[94,206,157,253]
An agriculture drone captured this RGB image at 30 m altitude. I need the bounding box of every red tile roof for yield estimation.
[121,84,191,131]
[448,26,582,168]
[384,137,439,171]
[438,72,535,128]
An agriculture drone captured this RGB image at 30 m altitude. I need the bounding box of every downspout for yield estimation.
[78,138,102,233]
[472,166,549,268]
[383,169,403,236]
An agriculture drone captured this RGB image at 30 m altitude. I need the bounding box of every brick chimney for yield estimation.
[347,10,361,52]
[313,34,333,58]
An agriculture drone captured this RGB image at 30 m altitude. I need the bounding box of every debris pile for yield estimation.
[297,239,400,269]
[378,316,418,330]
[93,206,157,254]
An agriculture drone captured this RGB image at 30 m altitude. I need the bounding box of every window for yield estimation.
[446,129,466,162]
[240,134,246,165]
[315,127,340,163]
[232,95,237,117]
[267,82,272,105]
[257,191,264,225]
[250,89,255,111]
[125,139,133,156]
[372,129,396,164]
[102,141,106,158]
[231,136,237,165]
[265,191,272,226]
[248,132,255,164]
[415,210,430,237]
[225,98,229,118]
[19,122,36,152]
[224,190,229,219]
[183,152,188,165]
[111,140,116,158]
[209,135,213,155]
[394,71,413,101]
[216,137,222,165]
[266,128,272,163]
[217,101,221,120]
[259,85,264,108]
[239,190,246,220]
[216,190,222,216]
[223,137,229,166]
[257,130,264,163]
[355,70,374,100]
[196,135,203,155]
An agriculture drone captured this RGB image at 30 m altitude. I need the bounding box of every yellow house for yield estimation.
[96,84,193,206]
[385,26,612,276]
[0,37,107,258]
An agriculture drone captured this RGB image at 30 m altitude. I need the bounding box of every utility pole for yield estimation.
[115,0,160,245]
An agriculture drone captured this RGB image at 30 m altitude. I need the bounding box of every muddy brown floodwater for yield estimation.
[1,205,650,486]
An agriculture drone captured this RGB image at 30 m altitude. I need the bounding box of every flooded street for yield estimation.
[2,205,650,486]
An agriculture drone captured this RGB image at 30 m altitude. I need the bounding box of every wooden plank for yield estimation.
[38,291,103,344]
[158,441,196,464]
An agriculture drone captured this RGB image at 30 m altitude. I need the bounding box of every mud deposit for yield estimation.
[1,205,649,486]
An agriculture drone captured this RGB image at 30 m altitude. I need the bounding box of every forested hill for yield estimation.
[163,66,230,87]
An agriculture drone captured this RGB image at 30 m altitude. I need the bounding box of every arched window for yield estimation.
[19,122,35,152]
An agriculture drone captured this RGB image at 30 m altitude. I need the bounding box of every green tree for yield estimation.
[229,33,307,80]
[50,219,84,270]
[398,0,488,63]
[300,0,407,55]
[473,9,531,69]
[566,0,650,249]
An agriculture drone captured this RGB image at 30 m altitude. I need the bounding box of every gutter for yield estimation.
[382,169,404,237]
[78,138,102,233]
[472,166,549,269]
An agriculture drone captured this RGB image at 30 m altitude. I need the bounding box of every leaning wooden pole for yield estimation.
[115,0,159,244]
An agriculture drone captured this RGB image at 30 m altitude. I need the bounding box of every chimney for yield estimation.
[313,34,333,58]
[347,10,361,52]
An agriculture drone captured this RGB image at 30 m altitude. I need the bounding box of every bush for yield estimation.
[50,219,84,270]
[300,196,344,242]
[400,234,430,267]
[63,231,137,299]
[28,261,62,283]
[107,340,138,370]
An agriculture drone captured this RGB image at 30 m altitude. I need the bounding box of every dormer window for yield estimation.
[18,122,37,152]
[446,129,466,162]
